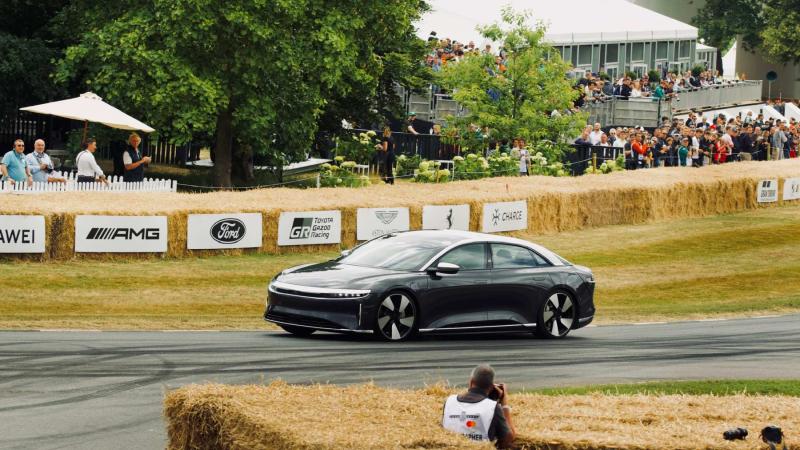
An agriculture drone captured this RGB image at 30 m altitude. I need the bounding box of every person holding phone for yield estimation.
[442,364,515,448]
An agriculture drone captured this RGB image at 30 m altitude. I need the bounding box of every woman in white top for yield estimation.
[76,138,108,184]
[630,80,643,98]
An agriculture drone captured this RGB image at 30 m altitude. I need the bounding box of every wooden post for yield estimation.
[592,152,597,171]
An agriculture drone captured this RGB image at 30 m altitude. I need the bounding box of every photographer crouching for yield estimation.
[442,364,516,448]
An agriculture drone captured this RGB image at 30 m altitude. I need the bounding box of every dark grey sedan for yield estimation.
[264,230,595,341]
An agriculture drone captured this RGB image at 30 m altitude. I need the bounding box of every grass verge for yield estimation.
[2,205,800,329]
[531,379,800,397]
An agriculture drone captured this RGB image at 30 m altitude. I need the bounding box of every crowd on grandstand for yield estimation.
[574,113,799,169]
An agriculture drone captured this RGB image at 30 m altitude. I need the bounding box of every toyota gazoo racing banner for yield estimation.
[187,213,262,250]
[75,215,168,253]
[0,215,46,253]
[481,200,528,233]
[356,207,410,241]
[277,210,341,246]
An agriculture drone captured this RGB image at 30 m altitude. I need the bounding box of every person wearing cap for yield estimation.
[678,137,690,167]
[406,113,419,135]
[442,364,515,448]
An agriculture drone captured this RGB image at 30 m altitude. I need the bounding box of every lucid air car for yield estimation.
[264,230,595,341]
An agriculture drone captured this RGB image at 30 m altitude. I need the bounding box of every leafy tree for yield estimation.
[438,8,585,158]
[693,0,800,68]
[57,0,427,187]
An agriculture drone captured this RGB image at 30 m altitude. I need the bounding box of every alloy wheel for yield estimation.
[541,292,575,338]
[376,293,416,341]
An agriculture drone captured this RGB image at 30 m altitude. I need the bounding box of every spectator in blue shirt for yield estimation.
[1,139,33,187]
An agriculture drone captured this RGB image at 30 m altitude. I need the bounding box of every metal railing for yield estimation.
[673,80,763,112]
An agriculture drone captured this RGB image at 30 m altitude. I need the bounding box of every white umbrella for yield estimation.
[20,92,155,142]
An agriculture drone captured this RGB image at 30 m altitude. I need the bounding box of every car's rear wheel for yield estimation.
[374,291,417,341]
[536,290,576,338]
[280,325,316,337]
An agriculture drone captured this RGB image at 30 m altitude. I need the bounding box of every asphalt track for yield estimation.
[1,314,799,449]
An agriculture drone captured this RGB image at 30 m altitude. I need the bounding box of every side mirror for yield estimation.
[427,262,460,275]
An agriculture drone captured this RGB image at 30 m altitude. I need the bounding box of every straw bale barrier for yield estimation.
[3,160,800,261]
[164,382,800,450]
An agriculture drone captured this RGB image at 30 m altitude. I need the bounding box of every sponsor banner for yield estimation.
[783,178,800,201]
[481,201,527,233]
[75,215,168,253]
[757,179,778,203]
[357,207,410,241]
[187,213,263,250]
[277,210,341,246]
[422,205,470,231]
[0,215,46,253]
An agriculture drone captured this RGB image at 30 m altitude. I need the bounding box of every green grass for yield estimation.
[2,205,800,329]
[530,379,800,397]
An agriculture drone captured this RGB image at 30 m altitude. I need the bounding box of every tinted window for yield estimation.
[341,235,454,270]
[437,243,487,270]
[491,244,550,269]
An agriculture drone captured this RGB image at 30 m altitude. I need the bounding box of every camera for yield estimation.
[723,427,748,441]
[488,383,505,401]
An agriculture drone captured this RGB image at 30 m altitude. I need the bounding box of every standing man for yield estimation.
[771,125,787,160]
[76,138,108,184]
[26,139,66,183]
[1,139,33,187]
[442,364,515,448]
[122,132,151,182]
[406,113,420,135]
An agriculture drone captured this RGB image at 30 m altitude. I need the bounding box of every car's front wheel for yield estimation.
[536,290,576,338]
[374,291,417,341]
[280,325,316,337]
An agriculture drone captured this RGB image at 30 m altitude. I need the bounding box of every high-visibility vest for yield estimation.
[441,394,497,441]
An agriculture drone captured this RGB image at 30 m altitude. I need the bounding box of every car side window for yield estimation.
[491,244,550,269]
[437,243,487,270]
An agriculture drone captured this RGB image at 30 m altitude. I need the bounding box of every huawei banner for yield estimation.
[422,205,470,231]
[187,213,262,250]
[277,210,341,246]
[783,178,800,201]
[356,207,410,241]
[481,201,527,233]
[75,215,168,253]
[0,215,46,253]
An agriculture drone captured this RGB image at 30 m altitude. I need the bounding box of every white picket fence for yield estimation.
[1,171,177,194]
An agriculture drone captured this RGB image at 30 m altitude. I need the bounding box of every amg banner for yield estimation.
[75,215,168,253]
[481,200,528,233]
[187,213,262,250]
[356,207,410,241]
[0,215,46,253]
[277,210,341,246]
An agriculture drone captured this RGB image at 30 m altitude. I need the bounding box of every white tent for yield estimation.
[417,0,697,46]
[20,92,155,134]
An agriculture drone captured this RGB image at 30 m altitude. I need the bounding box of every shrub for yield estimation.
[647,70,661,84]
[319,160,370,188]
[335,131,379,165]
[395,154,421,178]
[414,162,450,183]
[691,65,705,77]
[487,153,518,177]
[584,153,626,175]
[453,153,489,180]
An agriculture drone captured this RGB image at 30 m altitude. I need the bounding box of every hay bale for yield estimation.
[4,160,800,261]
[164,383,800,450]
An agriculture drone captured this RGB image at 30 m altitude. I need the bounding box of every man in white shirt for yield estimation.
[588,122,603,145]
[26,139,65,184]
[76,138,108,184]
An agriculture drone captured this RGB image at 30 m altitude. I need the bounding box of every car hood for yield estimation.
[274,261,399,289]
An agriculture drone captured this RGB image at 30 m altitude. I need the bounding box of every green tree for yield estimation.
[438,7,585,157]
[57,0,427,187]
[693,0,800,68]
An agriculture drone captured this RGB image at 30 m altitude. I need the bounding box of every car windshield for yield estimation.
[339,234,455,270]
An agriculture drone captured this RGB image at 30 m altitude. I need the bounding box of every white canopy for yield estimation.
[417,0,697,46]
[20,92,155,133]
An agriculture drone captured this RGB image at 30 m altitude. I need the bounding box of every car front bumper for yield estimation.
[264,281,374,333]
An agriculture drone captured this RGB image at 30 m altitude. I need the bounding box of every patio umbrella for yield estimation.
[20,92,155,143]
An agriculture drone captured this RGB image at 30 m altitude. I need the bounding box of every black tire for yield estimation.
[374,291,418,341]
[280,325,316,337]
[535,290,576,339]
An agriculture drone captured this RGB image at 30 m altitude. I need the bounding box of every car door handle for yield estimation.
[474,279,489,284]
[532,275,548,281]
